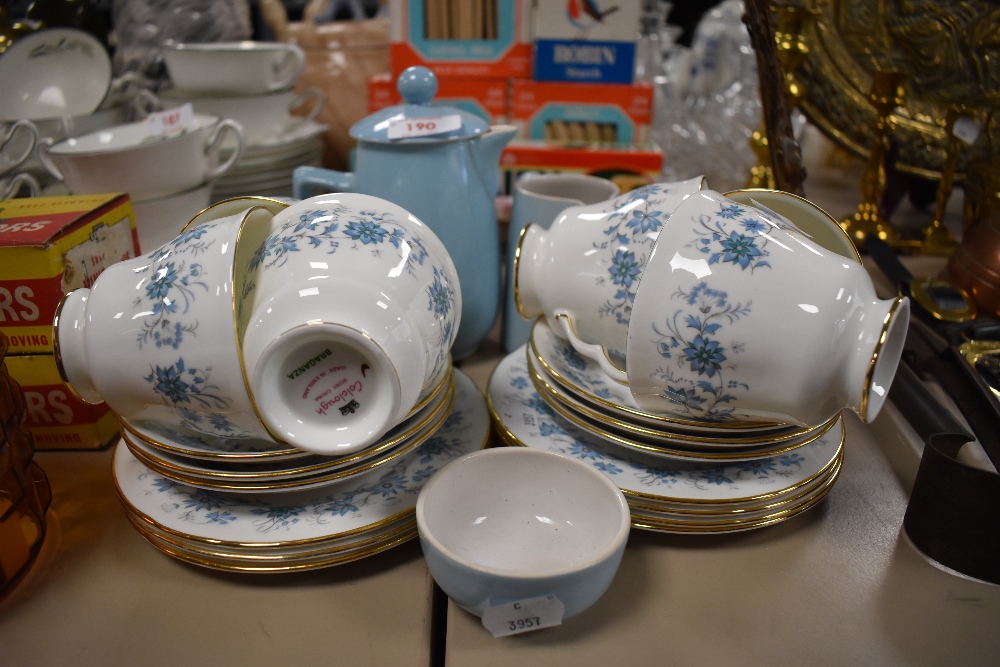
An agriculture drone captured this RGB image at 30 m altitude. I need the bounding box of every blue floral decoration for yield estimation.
[650,280,751,421]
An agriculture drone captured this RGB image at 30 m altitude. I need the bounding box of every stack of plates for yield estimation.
[113,369,489,571]
[211,121,326,202]
[486,321,844,534]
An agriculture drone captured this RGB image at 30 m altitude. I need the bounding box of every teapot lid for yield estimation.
[349,66,490,143]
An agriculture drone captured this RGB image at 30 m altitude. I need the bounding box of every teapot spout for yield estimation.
[472,124,517,196]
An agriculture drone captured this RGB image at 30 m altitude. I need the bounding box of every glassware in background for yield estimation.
[0,332,52,596]
[652,0,761,192]
[634,1,671,83]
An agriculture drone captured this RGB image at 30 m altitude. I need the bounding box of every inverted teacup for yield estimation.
[503,172,620,352]
[515,177,705,378]
[239,193,462,455]
[55,204,285,444]
[39,113,245,201]
[163,42,305,96]
[625,190,909,427]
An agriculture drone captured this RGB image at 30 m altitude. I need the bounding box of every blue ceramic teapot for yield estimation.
[294,67,516,360]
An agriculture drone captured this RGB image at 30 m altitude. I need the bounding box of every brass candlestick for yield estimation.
[746,4,816,189]
[840,70,907,247]
[921,106,968,255]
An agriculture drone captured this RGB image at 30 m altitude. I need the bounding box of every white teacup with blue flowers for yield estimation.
[239,192,461,456]
[55,202,288,446]
[515,176,706,382]
[625,190,910,427]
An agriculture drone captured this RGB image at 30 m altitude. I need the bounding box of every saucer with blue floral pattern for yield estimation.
[114,369,489,568]
[489,349,844,511]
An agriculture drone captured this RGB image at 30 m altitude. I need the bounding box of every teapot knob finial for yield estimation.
[397,66,437,105]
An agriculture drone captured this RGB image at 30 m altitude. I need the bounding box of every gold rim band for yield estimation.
[50,289,94,404]
[121,385,456,491]
[120,377,454,480]
[120,370,454,464]
[113,415,490,548]
[528,366,837,460]
[723,188,863,263]
[630,463,841,532]
[512,223,532,320]
[860,296,904,422]
[625,453,842,516]
[126,508,417,561]
[529,357,827,447]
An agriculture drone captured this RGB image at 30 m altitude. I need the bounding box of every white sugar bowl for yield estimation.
[239,193,461,455]
[417,448,630,620]
[625,190,910,427]
[55,201,287,443]
[515,177,705,377]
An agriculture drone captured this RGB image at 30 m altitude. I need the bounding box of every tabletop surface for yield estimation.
[2,129,999,666]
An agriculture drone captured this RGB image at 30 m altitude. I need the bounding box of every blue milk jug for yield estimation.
[294,66,516,359]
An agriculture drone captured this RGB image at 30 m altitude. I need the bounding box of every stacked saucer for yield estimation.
[486,328,844,534]
[210,121,325,201]
[114,369,489,571]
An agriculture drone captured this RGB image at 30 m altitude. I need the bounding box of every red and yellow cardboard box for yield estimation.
[4,353,119,450]
[0,194,138,449]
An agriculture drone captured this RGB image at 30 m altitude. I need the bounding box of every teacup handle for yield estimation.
[36,138,65,183]
[553,311,629,385]
[288,87,324,123]
[1,120,38,176]
[2,172,40,199]
[203,119,245,181]
[270,45,305,91]
[294,166,355,199]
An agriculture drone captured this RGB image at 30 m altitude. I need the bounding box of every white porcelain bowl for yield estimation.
[163,42,305,96]
[39,113,244,201]
[416,447,630,619]
[239,193,461,455]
